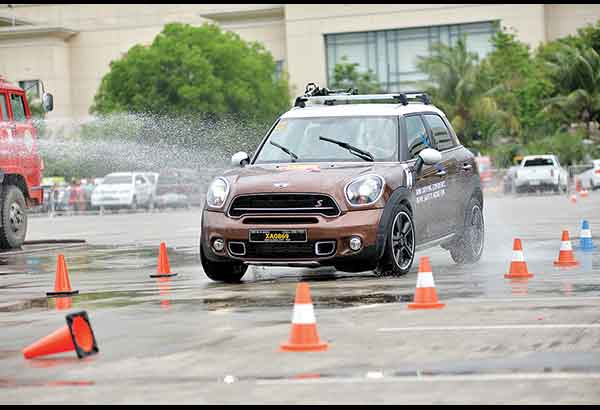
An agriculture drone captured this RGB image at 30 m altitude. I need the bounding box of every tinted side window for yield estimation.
[424,114,454,151]
[405,115,430,159]
[0,94,8,121]
[10,94,26,122]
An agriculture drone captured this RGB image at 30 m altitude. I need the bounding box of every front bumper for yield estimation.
[201,208,383,266]
[91,195,132,206]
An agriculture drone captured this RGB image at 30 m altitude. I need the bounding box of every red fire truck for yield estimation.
[0,76,53,249]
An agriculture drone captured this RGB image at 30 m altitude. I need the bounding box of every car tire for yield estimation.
[200,244,248,283]
[0,185,28,250]
[375,202,415,277]
[449,196,484,265]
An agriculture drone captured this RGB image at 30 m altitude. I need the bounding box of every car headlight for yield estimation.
[206,177,229,208]
[345,174,385,206]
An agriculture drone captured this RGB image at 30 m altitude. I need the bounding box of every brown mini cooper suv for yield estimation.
[200,85,484,282]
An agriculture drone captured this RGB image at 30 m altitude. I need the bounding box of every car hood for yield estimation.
[220,162,409,211]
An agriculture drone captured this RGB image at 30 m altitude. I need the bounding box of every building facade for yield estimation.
[1,4,599,120]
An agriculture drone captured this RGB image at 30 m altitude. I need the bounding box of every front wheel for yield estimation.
[200,244,248,283]
[375,203,415,277]
[449,196,484,264]
[0,185,28,250]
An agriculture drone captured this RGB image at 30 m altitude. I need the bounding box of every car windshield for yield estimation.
[253,116,398,164]
[102,175,132,184]
[523,158,554,167]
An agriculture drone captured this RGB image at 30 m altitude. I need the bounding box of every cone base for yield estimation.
[504,273,534,279]
[46,290,79,298]
[149,273,177,278]
[553,260,579,267]
[408,302,445,309]
[279,341,329,352]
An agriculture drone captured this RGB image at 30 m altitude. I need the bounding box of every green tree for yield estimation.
[417,37,517,145]
[478,30,555,143]
[91,22,290,122]
[330,56,383,93]
[542,44,600,137]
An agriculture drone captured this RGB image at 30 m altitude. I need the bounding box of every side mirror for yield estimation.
[414,148,442,174]
[231,151,250,168]
[419,148,442,165]
[42,92,54,112]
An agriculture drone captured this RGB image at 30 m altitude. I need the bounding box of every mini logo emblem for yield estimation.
[273,182,288,188]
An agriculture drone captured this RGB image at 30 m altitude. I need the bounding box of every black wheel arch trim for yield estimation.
[375,186,413,260]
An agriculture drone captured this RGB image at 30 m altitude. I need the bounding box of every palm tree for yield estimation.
[416,37,518,145]
[542,44,600,138]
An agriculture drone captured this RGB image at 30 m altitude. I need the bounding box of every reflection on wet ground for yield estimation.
[1,239,599,314]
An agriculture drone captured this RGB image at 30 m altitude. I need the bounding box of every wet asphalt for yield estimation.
[1,192,599,404]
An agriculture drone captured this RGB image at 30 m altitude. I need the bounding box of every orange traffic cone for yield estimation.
[504,238,534,279]
[580,189,589,198]
[280,282,328,352]
[46,254,79,297]
[570,194,577,204]
[150,242,177,278]
[408,256,445,309]
[575,178,582,193]
[23,311,99,359]
[554,230,580,267]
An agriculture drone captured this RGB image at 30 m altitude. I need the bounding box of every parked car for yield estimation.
[200,84,484,283]
[154,168,203,209]
[91,172,153,211]
[513,154,568,194]
[577,159,600,190]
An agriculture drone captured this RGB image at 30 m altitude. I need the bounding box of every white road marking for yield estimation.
[256,372,600,385]
[378,324,600,332]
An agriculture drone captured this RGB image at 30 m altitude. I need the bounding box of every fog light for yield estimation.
[349,236,362,251]
[213,238,225,252]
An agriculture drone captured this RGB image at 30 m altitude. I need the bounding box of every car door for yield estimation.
[422,113,461,236]
[134,174,150,204]
[403,113,447,243]
[9,92,37,180]
[0,92,12,164]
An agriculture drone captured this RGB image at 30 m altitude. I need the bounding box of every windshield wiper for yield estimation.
[270,140,298,162]
[318,136,374,162]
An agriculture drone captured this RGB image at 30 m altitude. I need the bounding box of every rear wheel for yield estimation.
[200,244,248,283]
[0,185,28,250]
[449,196,484,264]
[375,203,415,277]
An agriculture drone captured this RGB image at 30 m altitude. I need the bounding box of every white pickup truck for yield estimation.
[577,159,600,191]
[514,154,568,194]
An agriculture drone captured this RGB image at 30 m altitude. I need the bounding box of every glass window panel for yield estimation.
[10,94,26,123]
[405,115,430,158]
[325,21,496,92]
[0,94,8,121]
[424,114,455,151]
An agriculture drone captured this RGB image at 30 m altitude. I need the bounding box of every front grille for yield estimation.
[242,217,319,225]
[228,194,340,218]
[242,241,317,259]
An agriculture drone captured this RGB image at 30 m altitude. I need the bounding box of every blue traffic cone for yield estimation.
[578,220,596,251]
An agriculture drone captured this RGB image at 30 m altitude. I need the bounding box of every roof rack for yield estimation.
[294,83,431,108]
